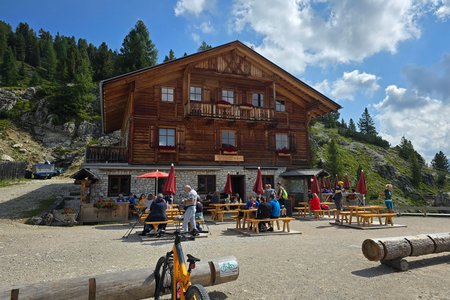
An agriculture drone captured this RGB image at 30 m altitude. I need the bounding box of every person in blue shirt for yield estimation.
[246,195,259,209]
[116,194,125,202]
[268,193,281,232]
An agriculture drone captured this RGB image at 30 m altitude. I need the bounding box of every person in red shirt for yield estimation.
[309,193,321,211]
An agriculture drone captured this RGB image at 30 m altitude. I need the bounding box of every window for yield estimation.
[222,89,234,104]
[159,128,175,147]
[161,87,174,102]
[108,175,130,197]
[275,133,289,150]
[221,130,236,148]
[198,175,216,194]
[276,100,285,112]
[190,86,202,101]
[262,175,274,188]
[252,93,264,107]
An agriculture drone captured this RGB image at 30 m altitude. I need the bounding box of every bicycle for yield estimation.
[154,230,210,300]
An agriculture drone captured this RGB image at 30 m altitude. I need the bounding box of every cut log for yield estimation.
[381,259,409,271]
[362,232,450,263]
[429,233,450,253]
[0,256,239,300]
[405,235,435,256]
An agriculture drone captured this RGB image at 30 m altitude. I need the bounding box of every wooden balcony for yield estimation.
[185,102,275,122]
[85,146,128,163]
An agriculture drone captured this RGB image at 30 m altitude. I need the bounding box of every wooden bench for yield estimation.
[246,217,295,233]
[294,206,308,218]
[214,210,240,222]
[144,220,174,235]
[337,211,351,223]
[310,210,324,219]
[359,213,397,226]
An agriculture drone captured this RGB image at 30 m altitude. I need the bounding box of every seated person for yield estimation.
[268,193,281,231]
[164,194,174,208]
[256,197,272,232]
[195,201,204,232]
[246,195,259,209]
[211,191,220,204]
[137,193,147,206]
[116,193,125,202]
[140,194,167,236]
[309,193,321,211]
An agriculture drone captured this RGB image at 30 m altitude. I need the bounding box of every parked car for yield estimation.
[32,162,57,179]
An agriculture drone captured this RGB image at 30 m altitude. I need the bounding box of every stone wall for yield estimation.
[87,166,288,202]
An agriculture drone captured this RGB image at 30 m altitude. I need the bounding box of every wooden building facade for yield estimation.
[84,41,340,202]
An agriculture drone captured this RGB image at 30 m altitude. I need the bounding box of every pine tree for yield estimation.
[198,41,212,52]
[410,151,421,187]
[326,139,341,179]
[119,20,157,73]
[431,151,449,172]
[0,21,12,64]
[1,47,18,86]
[348,118,356,132]
[163,49,176,62]
[358,108,377,135]
[93,42,114,81]
[340,118,347,128]
[40,33,57,80]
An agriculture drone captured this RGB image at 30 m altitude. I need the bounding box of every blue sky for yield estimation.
[1,0,449,163]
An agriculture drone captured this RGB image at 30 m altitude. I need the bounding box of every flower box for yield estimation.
[217,100,232,108]
[159,146,176,153]
[223,151,238,155]
[276,148,291,156]
[221,146,238,155]
[239,104,254,110]
[277,152,291,157]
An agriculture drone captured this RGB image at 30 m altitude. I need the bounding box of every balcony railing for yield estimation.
[186,102,275,122]
[85,146,128,163]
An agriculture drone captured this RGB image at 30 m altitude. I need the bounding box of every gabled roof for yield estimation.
[100,40,341,133]
[280,169,329,177]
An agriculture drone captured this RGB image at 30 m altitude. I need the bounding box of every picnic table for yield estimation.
[341,205,385,225]
[209,203,245,221]
[235,208,257,229]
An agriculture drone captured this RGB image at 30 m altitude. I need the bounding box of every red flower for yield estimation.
[276,147,290,154]
[159,145,176,151]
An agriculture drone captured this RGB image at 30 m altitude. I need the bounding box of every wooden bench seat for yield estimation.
[310,210,324,219]
[359,213,397,226]
[294,207,308,218]
[144,220,174,235]
[214,209,239,222]
[337,211,351,223]
[246,217,295,233]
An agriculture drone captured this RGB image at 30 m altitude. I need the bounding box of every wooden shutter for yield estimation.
[289,133,296,153]
[149,125,157,148]
[177,126,185,150]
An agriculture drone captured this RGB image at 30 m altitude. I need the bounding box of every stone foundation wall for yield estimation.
[87,166,288,202]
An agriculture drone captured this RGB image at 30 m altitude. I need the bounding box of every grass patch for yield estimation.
[0,178,30,187]
[22,196,57,219]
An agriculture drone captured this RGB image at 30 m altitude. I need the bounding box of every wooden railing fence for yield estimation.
[0,161,26,180]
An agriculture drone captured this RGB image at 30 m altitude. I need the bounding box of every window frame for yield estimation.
[275,133,289,150]
[108,175,131,197]
[275,100,286,112]
[221,129,237,148]
[221,89,234,104]
[161,87,174,102]
[159,127,176,147]
[189,86,202,102]
[197,175,216,194]
[252,93,264,107]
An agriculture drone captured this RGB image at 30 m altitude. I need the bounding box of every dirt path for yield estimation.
[0,177,75,219]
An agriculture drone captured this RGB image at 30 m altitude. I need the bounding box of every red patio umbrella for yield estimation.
[163,164,176,195]
[310,176,320,194]
[343,175,351,190]
[356,170,367,195]
[334,175,339,189]
[356,170,367,205]
[224,173,233,195]
[252,167,264,195]
[137,170,169,195]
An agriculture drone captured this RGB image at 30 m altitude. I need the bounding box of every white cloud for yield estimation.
[230,0,429,73]
[435,0,450,20]
[191,32,201,44]
[374,85,450,162]
[174,0,209,16]
[314,70,379,100]
[198,21,214,33]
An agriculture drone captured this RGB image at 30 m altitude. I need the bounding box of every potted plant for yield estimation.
[239,103,254,110]
[158,145,177,153]
[217,100,232,108]
[221,145,238,155]
[276,147,291,156]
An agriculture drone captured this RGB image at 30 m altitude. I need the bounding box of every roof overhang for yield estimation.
[280,169,329,178]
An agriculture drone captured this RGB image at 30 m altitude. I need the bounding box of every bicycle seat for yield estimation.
[186,254,201,263]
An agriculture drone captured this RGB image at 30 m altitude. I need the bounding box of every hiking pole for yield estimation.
[123,209,144,238]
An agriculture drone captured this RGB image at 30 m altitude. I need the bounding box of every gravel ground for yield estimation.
[1,179,450,299]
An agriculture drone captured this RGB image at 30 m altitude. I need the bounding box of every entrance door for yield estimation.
[230,175,245,201]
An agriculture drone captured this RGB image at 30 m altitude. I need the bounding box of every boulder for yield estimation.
[1,154,14,161]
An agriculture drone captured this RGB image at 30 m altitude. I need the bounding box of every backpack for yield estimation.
[281,188,288,199]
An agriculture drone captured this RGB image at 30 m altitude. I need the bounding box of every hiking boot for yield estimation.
[267,227,274,232]
[139,231,149,236]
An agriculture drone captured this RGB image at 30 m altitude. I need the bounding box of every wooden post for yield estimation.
[0,256,239,300]
[362,233,450,271]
